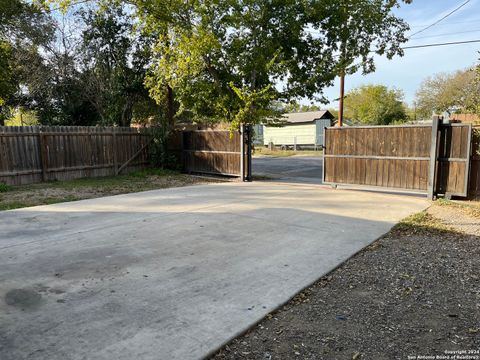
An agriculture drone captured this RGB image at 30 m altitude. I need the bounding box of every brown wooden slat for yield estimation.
[324,125,434,192]
[0,126,149,185]
[181,130,242,176]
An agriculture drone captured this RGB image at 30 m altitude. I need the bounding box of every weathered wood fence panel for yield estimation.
[0,126,150,185]
[435,124,472,197]
[324,125,431,191]
[182,130,245,176]
[469,126,480,199]
[323,123,477,198]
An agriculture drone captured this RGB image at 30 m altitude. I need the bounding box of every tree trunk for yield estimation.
[120,100,133,127]
[0,107,4,126]
[166,85,174,127]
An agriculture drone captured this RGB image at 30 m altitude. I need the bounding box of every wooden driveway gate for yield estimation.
[323,120,472,198]
[180,126,252,180]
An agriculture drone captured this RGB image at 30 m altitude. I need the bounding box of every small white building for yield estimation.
[263,110,334,149]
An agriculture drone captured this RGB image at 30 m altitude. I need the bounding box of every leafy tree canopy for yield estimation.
[0,41,16,119]
[25,0,412,129]
[132,0,411,128]
[79,4,159,126]
[344,84,407,125]
[2,0,160,126]
[0,0,54,124]
[283,102,323,113]
[415,67,480,118]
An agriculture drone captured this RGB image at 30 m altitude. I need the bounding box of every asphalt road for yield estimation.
[253,156,323,184]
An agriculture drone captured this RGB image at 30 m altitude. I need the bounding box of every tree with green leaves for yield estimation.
[474,58,480,116]
[133,0,411,129]
[0,0,54,124]
[283,102,322,113]
[344,84,407,125]
[31,0,412,129]
[4,1,160,126]
[79,4,157,127]
[0,41,16,124]
[310,0,410,78]
[416,67,480,119]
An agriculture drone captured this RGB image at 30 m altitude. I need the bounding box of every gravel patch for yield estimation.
[428,202,480,236]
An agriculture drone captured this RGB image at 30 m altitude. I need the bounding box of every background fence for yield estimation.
[0,126,150,185]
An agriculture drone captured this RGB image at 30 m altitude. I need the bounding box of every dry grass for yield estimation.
[0,168,223,211]
[392,210,453,234]
[254,147,323,157]
[435,198,480,218]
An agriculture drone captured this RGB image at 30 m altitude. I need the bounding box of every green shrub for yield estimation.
[148,125,181,170]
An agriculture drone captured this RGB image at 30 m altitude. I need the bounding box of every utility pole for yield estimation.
[338,2,347,128]
[338,73,345,127]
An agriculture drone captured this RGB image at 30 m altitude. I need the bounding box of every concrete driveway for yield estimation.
[253,156,323,184]
[0,181,427,360]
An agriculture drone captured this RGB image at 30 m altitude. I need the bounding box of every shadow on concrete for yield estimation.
[0,183,427,360]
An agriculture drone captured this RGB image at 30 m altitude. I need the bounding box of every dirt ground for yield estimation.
[253,148,323,157]
[212,202,480,360]
[0,169,225,210]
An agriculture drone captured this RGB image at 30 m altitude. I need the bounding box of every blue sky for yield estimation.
[320,0,480,107]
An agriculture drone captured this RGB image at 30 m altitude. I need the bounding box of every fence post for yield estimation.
[38,128,48,181]
[112,127,118,175]
[240,124,245,181]
[428,117,441,200]
[246,125,252,182]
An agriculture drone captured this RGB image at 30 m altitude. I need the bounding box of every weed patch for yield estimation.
[0,183,12,193]
[392,211,453,234]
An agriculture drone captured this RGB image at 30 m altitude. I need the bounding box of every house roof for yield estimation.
[282,110,334,124]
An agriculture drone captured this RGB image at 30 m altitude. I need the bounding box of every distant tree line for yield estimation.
[338,60,480,125]
[415,66,480,119]
[344,85,407,125]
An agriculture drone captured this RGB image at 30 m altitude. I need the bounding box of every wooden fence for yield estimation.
[323,122,477,199]
[470,126,480,199]
[323,125,431,191]
[435,123,472,197]
[0,126,150,185]
[181,129,250,177]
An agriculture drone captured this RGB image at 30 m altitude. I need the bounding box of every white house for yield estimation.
[263,110,334,149]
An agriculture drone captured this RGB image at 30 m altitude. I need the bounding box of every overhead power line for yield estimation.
[408,0,471,38]
[409,18,480,28]
[410,28,480,40]
[402,39,480,49]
